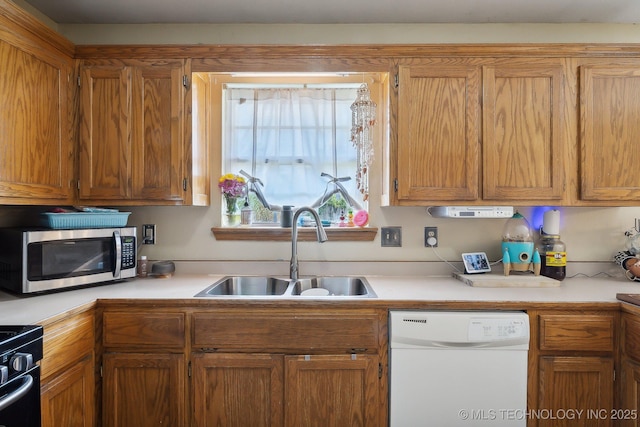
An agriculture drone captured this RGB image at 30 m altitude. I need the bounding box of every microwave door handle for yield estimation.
[113,230,122,277]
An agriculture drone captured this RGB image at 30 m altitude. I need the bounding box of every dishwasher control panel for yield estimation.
[468,317,528,341]
[390,310,530,349]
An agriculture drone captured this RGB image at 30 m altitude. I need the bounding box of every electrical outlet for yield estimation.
[425,226,438,247]
[143,224,156,245]
[381,227,402,247]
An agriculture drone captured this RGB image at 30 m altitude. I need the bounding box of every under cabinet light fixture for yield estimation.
[427,206,514,219]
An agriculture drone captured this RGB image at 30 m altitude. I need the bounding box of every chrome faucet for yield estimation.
[290,207,328,280]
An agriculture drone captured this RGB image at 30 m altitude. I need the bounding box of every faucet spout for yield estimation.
[290,207,328,280]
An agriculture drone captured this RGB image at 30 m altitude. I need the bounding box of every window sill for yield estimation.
[211,226,378,242]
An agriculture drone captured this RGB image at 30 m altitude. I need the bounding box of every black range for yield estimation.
[0,325,43,427]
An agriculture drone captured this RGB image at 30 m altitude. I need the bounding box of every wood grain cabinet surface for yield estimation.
[102,310,185,350]
[580,61,640,202]
[40,310,95,427]
[191,308,385,427]
[393,58,567,206]
[530,310,616,427]
[101,309,188,427]
[41,354,95,427]
[43,301,640,427]
[619,310,640,426]
[78,58,208,205]
[0,6,75,205]
[396,62,481,203]
[102,352,186,427]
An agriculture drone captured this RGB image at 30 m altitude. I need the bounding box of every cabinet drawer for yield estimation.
[192,311,379,353]
[623,314,640,361]
[539,314,614,352]
[103,311,185,349]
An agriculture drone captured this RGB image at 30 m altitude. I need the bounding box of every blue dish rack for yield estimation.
[41,212,131,229]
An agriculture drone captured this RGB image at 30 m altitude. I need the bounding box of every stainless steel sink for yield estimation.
[194,275,376,298]
[194,276,290,296]
[290,276,376,297]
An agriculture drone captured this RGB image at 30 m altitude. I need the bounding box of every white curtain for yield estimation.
[223,86,358,207]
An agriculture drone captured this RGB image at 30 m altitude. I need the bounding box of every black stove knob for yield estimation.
[10,353,33,372]
[0,365,7,385]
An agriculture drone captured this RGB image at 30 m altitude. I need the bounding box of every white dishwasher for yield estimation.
[389,310,529,426]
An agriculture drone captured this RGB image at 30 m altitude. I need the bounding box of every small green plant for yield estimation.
[248,194,275,223]
[246,193,350,224]
[318,194,348,222]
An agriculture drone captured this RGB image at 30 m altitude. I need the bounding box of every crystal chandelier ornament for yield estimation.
[350,83,376,202]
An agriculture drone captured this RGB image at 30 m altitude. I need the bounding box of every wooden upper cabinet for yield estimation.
[580,64,640,201]
[79,64,132,200]
[396,63,481,203]
[0,37,74,204]
[483,63,565,201]
[79,59,199,205]
[394,58,567,205]
[131,63,185,201]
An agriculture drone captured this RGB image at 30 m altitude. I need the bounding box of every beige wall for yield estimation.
[124,184,639,266]
[59,23,640,45]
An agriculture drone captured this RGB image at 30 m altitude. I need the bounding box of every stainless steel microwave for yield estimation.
[0,227,137,294]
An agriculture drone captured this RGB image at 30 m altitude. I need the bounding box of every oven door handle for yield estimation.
[113,230,122,278]
[0,374,33,411]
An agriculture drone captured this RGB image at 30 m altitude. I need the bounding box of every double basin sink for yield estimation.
[194,275,376,298]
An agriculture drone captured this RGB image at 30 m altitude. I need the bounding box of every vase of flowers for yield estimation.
[218,173,246,227]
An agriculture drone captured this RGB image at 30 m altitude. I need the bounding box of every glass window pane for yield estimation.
[223,84,367,224]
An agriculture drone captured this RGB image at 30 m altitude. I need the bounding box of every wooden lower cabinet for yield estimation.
[40,309,95,427]
[529,310,617,427]
[619,309,640,426]
[538,356,614,427]
[284,354,379,427]
[41,354,95,427]
[191,352,379,427]
[191,308,385,427]
[192,353,284,427]
[102,352,186,427]
[100,309,188,427]
[620,358,640,427]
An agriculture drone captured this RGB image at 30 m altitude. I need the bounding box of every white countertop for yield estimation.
[2,271,640,325]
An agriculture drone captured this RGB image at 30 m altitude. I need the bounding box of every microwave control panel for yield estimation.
[121,236,136,269]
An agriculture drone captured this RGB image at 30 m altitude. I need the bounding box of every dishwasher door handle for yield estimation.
[393,337,530,349]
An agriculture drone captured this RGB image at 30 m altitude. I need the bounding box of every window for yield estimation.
[219,75,378,225]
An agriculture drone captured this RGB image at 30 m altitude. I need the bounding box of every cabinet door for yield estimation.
[483,62,566,201]
[284,354,379,427]
[580,65,640,201]
[0,39,74,203]
[103,353,185,427]
[79,64,132,200]
[131,61,186,201]
[41,354,95,427]
[621,359,640,427]
[192,353,284,427]
[538,356,614,427]
[396,64,481,202]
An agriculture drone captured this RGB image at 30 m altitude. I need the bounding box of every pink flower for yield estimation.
[218,173,246,198]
